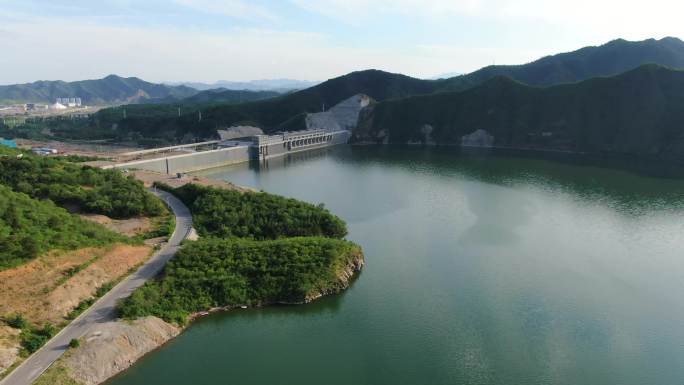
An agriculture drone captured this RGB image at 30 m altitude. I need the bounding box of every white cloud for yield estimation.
[291,0,484,22]
[292,0,684,42]
[2,0,684,84]
[174,0,277,21]
[0,19,469,83]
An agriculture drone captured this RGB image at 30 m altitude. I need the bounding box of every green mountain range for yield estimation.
[85,37,684,138]
[442,37,684,90]
[0,75,198,105]
[6,37,684,161]
[356,64,684,161]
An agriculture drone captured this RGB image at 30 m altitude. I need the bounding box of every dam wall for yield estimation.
[105,145,250,174]
[105,130,351,174]
[256,130,351,160]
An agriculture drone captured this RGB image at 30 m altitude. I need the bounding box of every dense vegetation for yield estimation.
[0,184,122,270]
[119,184,361,323]
[356,64,684,162]
[0,146,165,269]
[0,74,197,104]
[118,237,362,323]
[0,150,163,218]
[169,183,347,239]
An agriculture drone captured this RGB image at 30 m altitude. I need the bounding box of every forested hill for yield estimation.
[355,64,684,161]
[0,75,198,104]
[443,37,684,90]
[0,146,164,269]
[81,69,445,143]
[180,88,281,104]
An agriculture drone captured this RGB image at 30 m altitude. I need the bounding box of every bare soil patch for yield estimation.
[80,215,153,237]
[0,244,152,326]
[0,244,152,374]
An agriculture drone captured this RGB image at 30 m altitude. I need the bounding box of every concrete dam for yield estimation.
[105,129,351,174]
[104,93,369,174]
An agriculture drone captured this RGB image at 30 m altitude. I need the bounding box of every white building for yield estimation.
[55,98,82,107]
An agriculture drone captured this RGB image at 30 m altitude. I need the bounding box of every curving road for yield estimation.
[0,189,192,385]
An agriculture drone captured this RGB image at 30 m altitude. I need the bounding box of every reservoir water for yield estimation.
[108,146,684,385]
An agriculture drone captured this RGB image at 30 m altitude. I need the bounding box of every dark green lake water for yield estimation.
[109,146,684,385]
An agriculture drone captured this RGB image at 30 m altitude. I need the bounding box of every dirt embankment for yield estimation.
[65,317,180,385]
[32,317,180,385]
[79,215,152,237]
[132,170,253,192]
[0,244,153,376]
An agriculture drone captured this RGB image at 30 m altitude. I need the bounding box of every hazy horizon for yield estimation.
[1,1,683,85]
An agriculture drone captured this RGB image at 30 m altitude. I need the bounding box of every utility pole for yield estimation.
[198,110,202,122]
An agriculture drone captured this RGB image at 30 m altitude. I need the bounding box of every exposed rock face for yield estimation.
[461,129,494,147]
[420,124,436,145]
[65,317,180,385]
[305,249,365,302]
[306,94,372,131]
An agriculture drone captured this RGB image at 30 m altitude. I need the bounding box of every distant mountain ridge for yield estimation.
[442,37,684,90]
[181,88,281,104]
[166,79,319,92]
[83,36,684,146]
[0,75,198,105]
[355,64,684,161]
[15,36,684,162]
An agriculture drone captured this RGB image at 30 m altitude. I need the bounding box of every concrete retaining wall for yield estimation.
[106,146,250,174]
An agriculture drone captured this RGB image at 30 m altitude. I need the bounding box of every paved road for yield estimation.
[0,189,192,385]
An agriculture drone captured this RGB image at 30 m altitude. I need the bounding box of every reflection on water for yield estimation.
[111,146,684,385]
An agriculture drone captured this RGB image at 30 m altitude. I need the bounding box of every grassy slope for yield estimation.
[0,146,165,268]
[0,184,123,270]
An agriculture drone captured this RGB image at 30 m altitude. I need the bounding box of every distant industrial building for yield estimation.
[55,98,82,107]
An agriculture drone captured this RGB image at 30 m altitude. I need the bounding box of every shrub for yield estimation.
[5,314,28,329]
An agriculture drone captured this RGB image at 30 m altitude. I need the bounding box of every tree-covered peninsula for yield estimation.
[118,184,364,324]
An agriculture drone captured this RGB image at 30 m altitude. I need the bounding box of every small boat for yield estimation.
[199,311,209,316]
[240,305,247,309]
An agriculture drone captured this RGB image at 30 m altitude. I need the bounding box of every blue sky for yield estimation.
[0,0,682,84]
